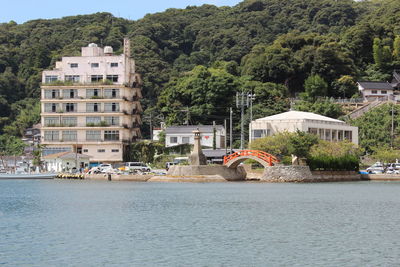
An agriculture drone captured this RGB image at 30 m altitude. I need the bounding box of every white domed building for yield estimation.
[249,111,358,145]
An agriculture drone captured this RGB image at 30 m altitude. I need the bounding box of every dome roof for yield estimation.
[255,111,345,124]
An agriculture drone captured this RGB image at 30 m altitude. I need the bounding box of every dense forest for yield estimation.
[0,0,399,148]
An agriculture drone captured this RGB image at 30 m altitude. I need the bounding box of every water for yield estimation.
[1,180,400,266]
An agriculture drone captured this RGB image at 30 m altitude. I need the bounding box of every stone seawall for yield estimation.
[148,165,247,182]
[261,166,361,182]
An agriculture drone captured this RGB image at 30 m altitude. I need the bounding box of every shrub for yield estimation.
[308,154,359,171]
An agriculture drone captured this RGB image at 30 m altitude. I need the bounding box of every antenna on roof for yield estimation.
[289,98,295,111]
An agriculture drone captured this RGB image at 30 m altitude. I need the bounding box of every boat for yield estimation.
[0,173,56,179]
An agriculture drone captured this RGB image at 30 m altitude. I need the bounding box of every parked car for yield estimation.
[98,164,113,173]
[166,162,177,170]
[367,162,384,174]
[125,162,151,173]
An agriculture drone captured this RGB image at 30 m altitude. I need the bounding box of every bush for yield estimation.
[308,154,359,171]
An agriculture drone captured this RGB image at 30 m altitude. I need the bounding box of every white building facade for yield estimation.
[40,39,142,163]
[165,125,226,148]
[250,111,358,145]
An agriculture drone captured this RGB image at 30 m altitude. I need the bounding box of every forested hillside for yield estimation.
[0,0,399,141]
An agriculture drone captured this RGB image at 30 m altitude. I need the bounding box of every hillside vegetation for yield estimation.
[0,0,399,148]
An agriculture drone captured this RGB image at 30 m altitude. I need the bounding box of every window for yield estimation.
[308,128,318,135]
[381,90,387,94]
[62,131,77,141]
[70,63,78,68]
[344,131,353,142]
[86,103,100,112]
[338,130,343,141]
[63,103,76,112]
[371,90,378,94]
[104,89,120,98]
[86,117,101,125]
[91,63,99,68]
[97,149,105,153]
[325,129,331,141]
[65,75,80,82]
[44,89,59,99]
[104,103,119,112]
[111,149,119,152]
[45,75,58,83]
[42,147,71,156]
[86,89,101,98]
[104,116,119,126]
[44,117,59,126]
[61,117,77,127]
[110,62,118,67]
[91,75,103,83]
[83,149,88,153]
[44,131,59,141]
[86,130,101,141]
[106,75,118,83]
[182,137,190,144]
[252,129,266,139]
[44,103,58,113]
[62,89,77,99]
[170,137,178,143]
[104,130,119,141]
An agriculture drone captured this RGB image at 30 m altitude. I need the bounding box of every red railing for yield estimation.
[223,150,279,166]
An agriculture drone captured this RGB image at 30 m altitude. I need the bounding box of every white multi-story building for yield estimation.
[165,125,226,148]
[40,39,142,164]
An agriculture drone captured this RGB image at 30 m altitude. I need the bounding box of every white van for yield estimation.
[125,162,151,172]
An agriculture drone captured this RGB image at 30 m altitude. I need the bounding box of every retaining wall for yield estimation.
[85,173,152,181]
[261,166,360,182]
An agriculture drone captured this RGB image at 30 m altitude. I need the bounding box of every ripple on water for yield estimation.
[1,180,400,266]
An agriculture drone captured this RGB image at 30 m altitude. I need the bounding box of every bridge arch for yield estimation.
[223,150,279,169]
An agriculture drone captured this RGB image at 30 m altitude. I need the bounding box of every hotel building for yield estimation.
[40,39,142,163]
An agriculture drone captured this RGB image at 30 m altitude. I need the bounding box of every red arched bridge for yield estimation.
[223,150,279,168]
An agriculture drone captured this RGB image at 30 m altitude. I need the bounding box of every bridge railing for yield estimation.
[223,150,279,166]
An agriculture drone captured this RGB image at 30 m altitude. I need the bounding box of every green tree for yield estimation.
[302,74,328,100]
[294,99,344,119]
[372,148,400,163]
[332,75,358,98]
[373,37,384,67]
[394,35,400,61]
[287,130,319,159]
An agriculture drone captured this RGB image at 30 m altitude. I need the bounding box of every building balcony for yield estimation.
[42,139,124,145]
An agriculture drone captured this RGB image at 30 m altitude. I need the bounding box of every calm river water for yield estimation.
[1,180,400,266]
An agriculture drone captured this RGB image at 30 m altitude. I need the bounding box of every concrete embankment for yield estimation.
[148,165,246,182]
[85,173,152,181]
[361,174,400,181]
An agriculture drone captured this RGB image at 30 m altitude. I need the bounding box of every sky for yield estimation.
[1,0,242,24]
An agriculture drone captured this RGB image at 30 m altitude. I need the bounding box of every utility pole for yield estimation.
[248,91,255,143]
[391,103,394,149]
[180,107,190,125]
[237,92,245,150]
[236,91,255,149]
[224,119,227,155]
[230,107,233,154]
[149,113,153,141]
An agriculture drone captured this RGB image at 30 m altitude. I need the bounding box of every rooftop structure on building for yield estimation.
[40,38,142,163]
[250,110,358,145]
[165,125,226,148]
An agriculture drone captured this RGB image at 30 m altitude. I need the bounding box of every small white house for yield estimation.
[250,110,358,145]
[357,81,394,101]
[165,125,226,148]
[43,152,91,172]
